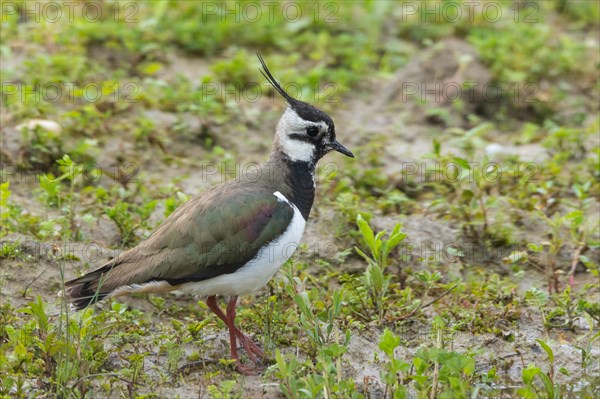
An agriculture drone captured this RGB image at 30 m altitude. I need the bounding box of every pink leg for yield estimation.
[206,296,264,362]
[224,296,255,374]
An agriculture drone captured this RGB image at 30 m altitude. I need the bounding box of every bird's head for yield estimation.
[258,53,354,164]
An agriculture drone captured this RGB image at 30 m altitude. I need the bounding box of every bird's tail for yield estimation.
[61,262,118,310]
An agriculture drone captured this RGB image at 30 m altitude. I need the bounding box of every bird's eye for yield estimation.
[306,126,319,137]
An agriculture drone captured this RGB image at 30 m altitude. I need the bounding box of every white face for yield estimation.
[276,108,330,163]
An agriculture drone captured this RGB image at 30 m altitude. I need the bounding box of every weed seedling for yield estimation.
[354,215,406,321]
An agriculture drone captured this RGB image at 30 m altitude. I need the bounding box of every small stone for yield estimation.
[15,119,62,134]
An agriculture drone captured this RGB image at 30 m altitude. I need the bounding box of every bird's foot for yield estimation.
[235,361,257,375]
[236,330,264,363]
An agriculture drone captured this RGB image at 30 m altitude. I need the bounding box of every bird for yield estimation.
[60,53,355,374]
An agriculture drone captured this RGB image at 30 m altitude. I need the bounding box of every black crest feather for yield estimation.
[257,52,299,106]
[257,53,334,128]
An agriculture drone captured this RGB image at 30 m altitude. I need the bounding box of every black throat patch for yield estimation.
[282,158,316,220]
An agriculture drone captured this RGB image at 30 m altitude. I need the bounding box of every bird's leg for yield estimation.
[206,295,228,323]
[206,296,263,361]
[224,296,255,374]
[223,296,240,365]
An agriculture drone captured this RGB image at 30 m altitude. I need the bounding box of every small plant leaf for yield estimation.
[378,329,400,357]
[356,214,375,252]
[535,339,554,363]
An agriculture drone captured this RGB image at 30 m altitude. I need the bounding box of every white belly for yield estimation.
[180,191,306,297]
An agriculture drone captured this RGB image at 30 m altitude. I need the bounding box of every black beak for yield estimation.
[329,140,354,158]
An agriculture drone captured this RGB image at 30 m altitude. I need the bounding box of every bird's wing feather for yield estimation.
[65,185,294,301]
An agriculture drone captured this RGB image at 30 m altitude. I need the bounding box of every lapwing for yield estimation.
[61,54,354,374]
